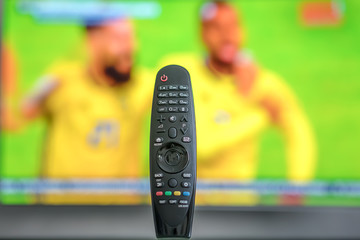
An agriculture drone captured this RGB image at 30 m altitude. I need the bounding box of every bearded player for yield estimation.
[4,18,153,203]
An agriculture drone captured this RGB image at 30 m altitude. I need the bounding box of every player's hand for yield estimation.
[0,102,21,131]
[21,100,42,120]
[234,60,258,97]
[260,97,281,124]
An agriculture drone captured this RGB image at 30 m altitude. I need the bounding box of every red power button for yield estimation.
[160,74,168,82]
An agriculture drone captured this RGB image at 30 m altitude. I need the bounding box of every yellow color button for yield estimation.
[174,191,181,196]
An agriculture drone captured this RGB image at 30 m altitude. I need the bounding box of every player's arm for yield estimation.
[283,107,316,182]
[1,44,20,130]
[262,73,317,182]
[196,105,269,161]
[1,43,60,129]
[20,75,60,121]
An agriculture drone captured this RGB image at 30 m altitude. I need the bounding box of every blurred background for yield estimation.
[1,0,360,207]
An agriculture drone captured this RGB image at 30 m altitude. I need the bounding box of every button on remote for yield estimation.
[158,93,168,98]
[157,115,166,123]
[179,85,188,90]
[165,150,181,166]
[182,173,191,178]
[168,107,178,112]
[179,200,188,204]
[169,92,178,97]
[168,127,177,138]
[168,85,178,90]
[179,93,189,97]
[156,143,189,173]
[155,173,164,178]
[169,116,177,122]
[158,107,167,113]
[180,116,188,122]
[157,129,165,133]
[179,107,188,112]
[158,100,167,105]
[156,182,164,188]
[181,182,191,188]
[183,192,190,196]
[168,100,178,105]
[168,178,178,188]
[180,127,188,135]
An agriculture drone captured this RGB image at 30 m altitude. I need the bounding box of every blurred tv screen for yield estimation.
[1,0,360,206]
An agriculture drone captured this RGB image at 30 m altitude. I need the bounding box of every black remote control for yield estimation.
[149,65,197,239]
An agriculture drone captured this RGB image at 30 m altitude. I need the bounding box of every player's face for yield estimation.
[202,6,241,65]
[100,19,135,76]
[88,19,136,84]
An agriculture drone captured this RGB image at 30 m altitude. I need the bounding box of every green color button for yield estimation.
[165,191,172,196]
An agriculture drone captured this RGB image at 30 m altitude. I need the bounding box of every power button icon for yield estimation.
[160,74,168,82]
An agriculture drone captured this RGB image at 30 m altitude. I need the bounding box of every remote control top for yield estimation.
[150,65,196,239]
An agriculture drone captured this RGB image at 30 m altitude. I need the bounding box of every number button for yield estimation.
[168,85,178,90]
[169,92,178,97]
[168,107,178,112]
[168,100,178,105]
[157,107,167,113]
[158,93,168,98]
[158,100,167,105]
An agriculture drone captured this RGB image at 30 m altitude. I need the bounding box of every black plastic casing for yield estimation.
[149,65,196,238]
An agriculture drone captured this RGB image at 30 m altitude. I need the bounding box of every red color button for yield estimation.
[160,74,168,82]
[156,191,163,196]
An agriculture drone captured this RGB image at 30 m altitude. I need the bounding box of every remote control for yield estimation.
[149,65,197,239]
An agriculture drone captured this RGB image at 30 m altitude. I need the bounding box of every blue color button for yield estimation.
[183,191,190,196]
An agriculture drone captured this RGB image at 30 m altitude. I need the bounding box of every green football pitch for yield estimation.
[1,0,360,205]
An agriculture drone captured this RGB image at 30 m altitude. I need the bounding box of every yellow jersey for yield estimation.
[38,60,153,179]
[159,53,316,182]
